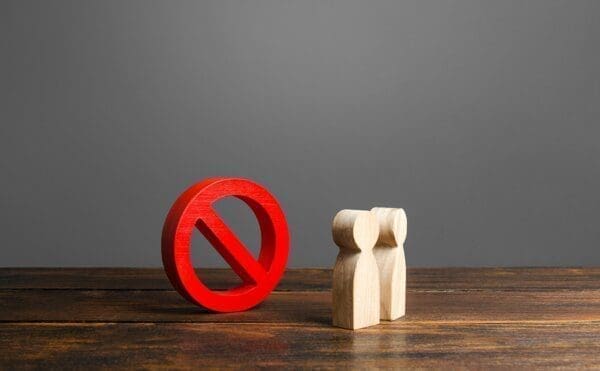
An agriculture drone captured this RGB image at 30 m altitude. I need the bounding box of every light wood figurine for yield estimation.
[331,209,380,330]
[371,207,407,321]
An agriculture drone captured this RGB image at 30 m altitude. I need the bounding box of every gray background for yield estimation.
[2,0,599,267]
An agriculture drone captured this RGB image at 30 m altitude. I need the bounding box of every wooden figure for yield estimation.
[371,207,407,321]
[331,209,380,330]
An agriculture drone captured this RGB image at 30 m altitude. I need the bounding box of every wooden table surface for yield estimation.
[1,268,599,369]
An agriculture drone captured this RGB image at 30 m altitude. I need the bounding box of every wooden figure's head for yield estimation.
[332,210,379,252]
[371,207,407,247]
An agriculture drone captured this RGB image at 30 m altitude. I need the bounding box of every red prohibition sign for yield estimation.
[161,177,290,312]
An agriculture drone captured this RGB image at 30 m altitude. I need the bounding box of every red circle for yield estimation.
[161,177,290,312]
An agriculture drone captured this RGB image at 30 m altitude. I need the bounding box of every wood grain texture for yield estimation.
[0,268,331,291]
[2,322,600,369]
[2,267,599,291]
[1,268,599,369]
[2,290,599,323]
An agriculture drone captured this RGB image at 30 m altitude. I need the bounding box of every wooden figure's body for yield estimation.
[371,207,407,321]
[331,210,380,330]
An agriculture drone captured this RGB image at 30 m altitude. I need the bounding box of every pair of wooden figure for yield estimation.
[332,207,407,330]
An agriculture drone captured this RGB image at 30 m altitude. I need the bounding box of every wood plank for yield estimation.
[409,267,600,291]
[1,322,599,369]
[0,268,330,291]
[1,268,599,368]
[2,289,599,324]
[1,267,599,291]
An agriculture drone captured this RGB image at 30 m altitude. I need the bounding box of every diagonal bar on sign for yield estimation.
[195,208,267,285]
